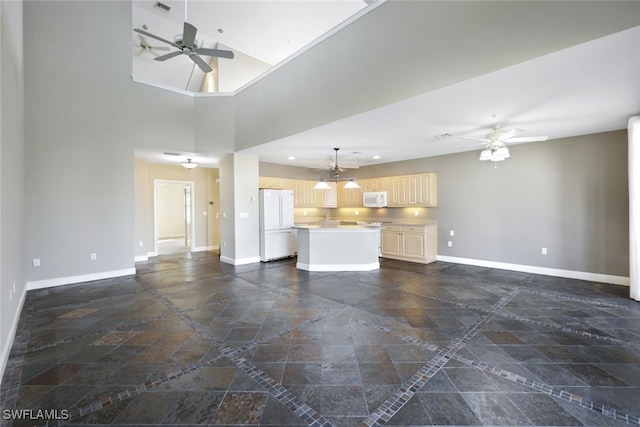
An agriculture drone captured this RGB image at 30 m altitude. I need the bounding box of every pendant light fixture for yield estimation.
[181,158,198,169]
[314,148,360,189]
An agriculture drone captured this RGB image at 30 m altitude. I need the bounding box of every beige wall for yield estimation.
[134,160,220,259]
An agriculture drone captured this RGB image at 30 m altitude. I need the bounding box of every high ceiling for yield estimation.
[132,0,369,93]
[133,1,640,171]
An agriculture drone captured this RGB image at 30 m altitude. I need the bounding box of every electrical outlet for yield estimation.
[138,241,144,247]
[91,253,97,261]
[541,248,548,255]
[450,230,455,236]
[33,258,40,267]
[447,241,453,247]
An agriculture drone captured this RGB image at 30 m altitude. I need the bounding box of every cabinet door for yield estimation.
[381,230,403,256]
[396,176,408,206]
[387,177,398,206]
[338,184,362,207]
[323,182,338,207]
[419,173,437,207]
[424,223,437,262]
[259,176,269,189]
[402,232,426,259]
[375,177,388,192]
[407,175,420,205]
[361,179,375,192]
[311,181,325,207]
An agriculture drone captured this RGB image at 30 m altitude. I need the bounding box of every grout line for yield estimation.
[57,278,342,427]
[360,278,530,426]
[425,294,640,348]
[354,317,640,426]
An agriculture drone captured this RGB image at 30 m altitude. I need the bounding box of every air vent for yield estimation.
[154,1,171,12]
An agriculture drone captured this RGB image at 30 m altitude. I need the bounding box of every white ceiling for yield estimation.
[133,1,640,171]
[240,25,640,169]
[132,0,368,92]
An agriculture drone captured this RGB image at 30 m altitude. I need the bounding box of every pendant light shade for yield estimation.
[343,179,360,189]
[181,159,198,169]
[313,181,331,190]
[479,149,492,161]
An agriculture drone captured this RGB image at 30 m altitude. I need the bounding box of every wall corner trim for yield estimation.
[26,268,137,291]
[220,255,260,266]
[436,256,630,286]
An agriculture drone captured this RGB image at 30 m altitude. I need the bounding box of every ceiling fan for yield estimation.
[134,25,170,57]
[314,148,360,189]
[133,22,234,73]
[461,125,549,163]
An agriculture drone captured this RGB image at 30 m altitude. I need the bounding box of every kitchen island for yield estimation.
[294,225,380,271]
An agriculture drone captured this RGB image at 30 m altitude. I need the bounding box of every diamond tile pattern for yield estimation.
[1,252,639,426]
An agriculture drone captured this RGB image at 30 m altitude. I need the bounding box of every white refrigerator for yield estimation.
[259,189,296,261]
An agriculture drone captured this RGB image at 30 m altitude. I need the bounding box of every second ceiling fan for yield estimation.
[134,21,234,73]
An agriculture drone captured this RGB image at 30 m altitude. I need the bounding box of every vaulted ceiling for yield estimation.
[133,1,640,170]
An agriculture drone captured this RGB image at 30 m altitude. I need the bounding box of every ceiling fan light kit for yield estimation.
[467,124,547,165]
[315,148,361,189]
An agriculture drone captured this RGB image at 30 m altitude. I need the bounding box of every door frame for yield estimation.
[153,179,196,255]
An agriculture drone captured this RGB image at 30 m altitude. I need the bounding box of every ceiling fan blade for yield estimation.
[134,49,145,57]
[189,54,213,73]
[154,51,183,62]
[151,46,171,52]
[505,136,549,143]
[182,22,197,47]
[496,128,523,141]
[459,137,490,143]
[196,47,235,59]
[134,28,178,48]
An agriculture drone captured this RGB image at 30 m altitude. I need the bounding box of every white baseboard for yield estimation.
[296,262,380,272]
[220,255,261,266]
[193,245,218,252]
[134,255,148,262]
[0,287,27,391]
[436,255,630,286]
[26,268,137,291]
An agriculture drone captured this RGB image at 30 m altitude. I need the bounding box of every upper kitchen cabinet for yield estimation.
[259,176,284,189]
[337,184,363,207]
[261,177,337,208]
[387,173,437,207]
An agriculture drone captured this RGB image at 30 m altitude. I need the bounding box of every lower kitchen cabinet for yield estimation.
[380,223,437,264]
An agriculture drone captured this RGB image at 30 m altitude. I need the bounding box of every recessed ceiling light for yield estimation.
[372,155,381,160]
[288,156,295,160]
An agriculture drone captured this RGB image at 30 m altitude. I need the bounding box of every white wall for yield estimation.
[0,0,25,389]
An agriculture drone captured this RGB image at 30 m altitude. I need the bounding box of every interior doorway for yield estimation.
[154,180,195,255]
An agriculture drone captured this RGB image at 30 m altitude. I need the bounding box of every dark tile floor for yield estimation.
[2,252,640,426]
